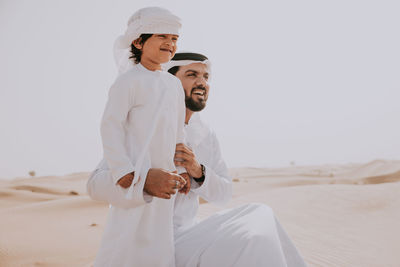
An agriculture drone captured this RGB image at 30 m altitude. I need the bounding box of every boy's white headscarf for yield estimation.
[114,7,181,74]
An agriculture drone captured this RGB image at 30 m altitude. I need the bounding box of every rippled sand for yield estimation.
[1,160,399,266]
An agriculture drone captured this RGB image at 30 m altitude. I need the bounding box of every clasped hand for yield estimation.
[117,143,200,199]
[117,169,191,199]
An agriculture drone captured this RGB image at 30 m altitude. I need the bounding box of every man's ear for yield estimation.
[132,38,143,49]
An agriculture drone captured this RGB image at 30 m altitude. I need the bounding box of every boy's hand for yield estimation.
[144,168,186,199]
[178,173,191,195]
[117,172,135,188]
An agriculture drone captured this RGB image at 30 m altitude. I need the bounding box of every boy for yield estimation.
[90,7,189,267]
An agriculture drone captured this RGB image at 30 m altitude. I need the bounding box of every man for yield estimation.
[165,53,307,267]
[163,52,233,232]
[88,52,306,267]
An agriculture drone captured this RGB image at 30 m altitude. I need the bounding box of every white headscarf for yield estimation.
[162,52,212,79]
[162,59,211,72]
[114,7,182,74]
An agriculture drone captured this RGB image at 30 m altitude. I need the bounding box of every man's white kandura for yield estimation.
[174,113,306,267]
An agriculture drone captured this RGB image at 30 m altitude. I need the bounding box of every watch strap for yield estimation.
[193,164,205,183]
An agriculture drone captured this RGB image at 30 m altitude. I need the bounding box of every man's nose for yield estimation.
[195,76,208,86]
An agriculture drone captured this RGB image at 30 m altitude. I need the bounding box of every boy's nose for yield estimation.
[165,37,174,45]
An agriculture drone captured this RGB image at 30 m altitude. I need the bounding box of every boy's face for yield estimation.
[139,34,178,65]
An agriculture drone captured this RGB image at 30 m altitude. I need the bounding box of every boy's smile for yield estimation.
[135,34,179,70]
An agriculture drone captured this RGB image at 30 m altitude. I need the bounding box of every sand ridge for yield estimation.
[1,160,400,266]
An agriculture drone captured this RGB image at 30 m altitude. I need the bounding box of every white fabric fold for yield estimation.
[175,203,307,267]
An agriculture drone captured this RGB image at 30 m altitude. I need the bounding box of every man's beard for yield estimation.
[185,86,206,112]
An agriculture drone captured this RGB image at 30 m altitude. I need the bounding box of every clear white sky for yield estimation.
[1,0,399,178]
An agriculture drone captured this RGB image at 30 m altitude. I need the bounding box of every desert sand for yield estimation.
[1,159,399,267]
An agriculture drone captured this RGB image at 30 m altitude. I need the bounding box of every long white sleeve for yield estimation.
[87,160,152,209]
[175,81,186,145]
[100,76,135,184]
[175,79,187,174]
[191,132,232,205]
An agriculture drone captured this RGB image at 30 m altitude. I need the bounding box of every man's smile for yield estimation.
[192,88,206,100]
[192,89,204,96]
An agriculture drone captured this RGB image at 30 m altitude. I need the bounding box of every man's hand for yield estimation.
[144,168,187,199]
[178,173,191,195]
[174,143,202,178]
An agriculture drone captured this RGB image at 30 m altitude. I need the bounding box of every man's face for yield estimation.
[175,62,210,112]
[136,34,178,64]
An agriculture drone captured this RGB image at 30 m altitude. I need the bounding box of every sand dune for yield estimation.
[337,159,400,179]
[361,170,400,184]
[0,188,67,210]
[11,185,77,195]
[0,196,107,267]
[1,160,400,266]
